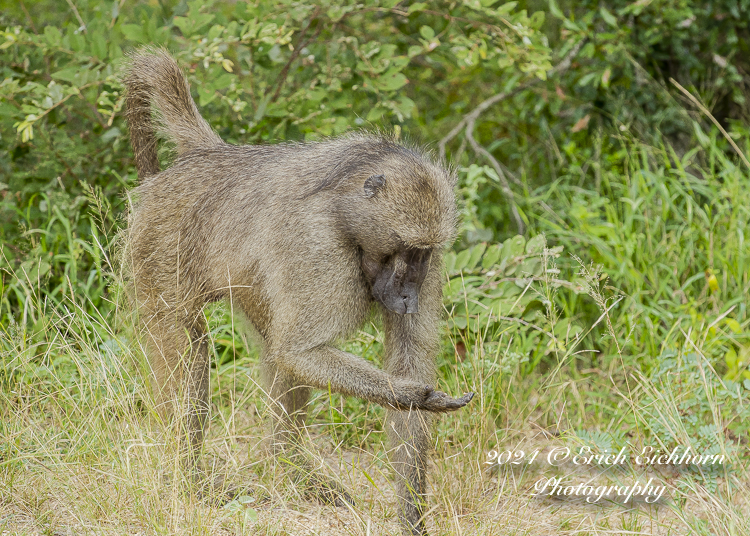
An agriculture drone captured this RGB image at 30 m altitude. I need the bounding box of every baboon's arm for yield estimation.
[269,345,472,412]
[381,262,469,535]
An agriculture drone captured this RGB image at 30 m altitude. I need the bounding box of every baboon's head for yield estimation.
[338,145,458,315]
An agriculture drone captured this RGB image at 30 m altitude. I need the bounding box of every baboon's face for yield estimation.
[347,162,455,315]
[361,247,432,315]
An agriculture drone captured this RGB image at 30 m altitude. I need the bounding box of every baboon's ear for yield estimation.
[363,174,386,198]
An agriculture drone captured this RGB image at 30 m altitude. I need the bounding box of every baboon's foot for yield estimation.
[302,474,356,508]
[404,520,427,536]
[187,468,270,507]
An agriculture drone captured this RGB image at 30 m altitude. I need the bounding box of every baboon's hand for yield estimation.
[393,384,474,413]
[420,388,474,412]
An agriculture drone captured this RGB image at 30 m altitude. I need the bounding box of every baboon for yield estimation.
[123,48,473,535]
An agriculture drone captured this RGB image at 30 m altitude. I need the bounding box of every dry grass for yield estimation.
[1,301,747,536]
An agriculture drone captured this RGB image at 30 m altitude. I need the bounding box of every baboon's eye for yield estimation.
[363,174,386,198]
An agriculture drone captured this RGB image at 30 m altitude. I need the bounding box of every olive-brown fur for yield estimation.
[122,47,473,535]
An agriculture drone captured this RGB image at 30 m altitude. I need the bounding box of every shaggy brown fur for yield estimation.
[122,47,473,535]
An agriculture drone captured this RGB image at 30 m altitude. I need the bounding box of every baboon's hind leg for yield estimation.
[262,363,311,453]
[139,297,215,491]
[262,361,354,507]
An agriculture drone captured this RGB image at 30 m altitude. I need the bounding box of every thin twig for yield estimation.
[19,0,38,33]
[32,81,104,122]
[465,116,525,234]
[65,0,87,33]
[438,86,524,161]
[267,12,322,103]
[109,0,126,29]
[496,315,547,335]
[670,78,750,171]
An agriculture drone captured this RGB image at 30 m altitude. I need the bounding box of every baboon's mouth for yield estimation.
[373,283,419,315]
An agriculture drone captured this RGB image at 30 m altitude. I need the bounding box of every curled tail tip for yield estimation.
[123,47,183,89]
[125,45,173,64]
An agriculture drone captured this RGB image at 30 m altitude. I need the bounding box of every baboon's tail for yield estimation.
[123,47,223,179]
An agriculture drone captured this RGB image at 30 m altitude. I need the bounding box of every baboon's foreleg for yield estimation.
[385,408,432,535]
[267,345,472,413]
[382,266,443,536]
[382,343,434,536]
